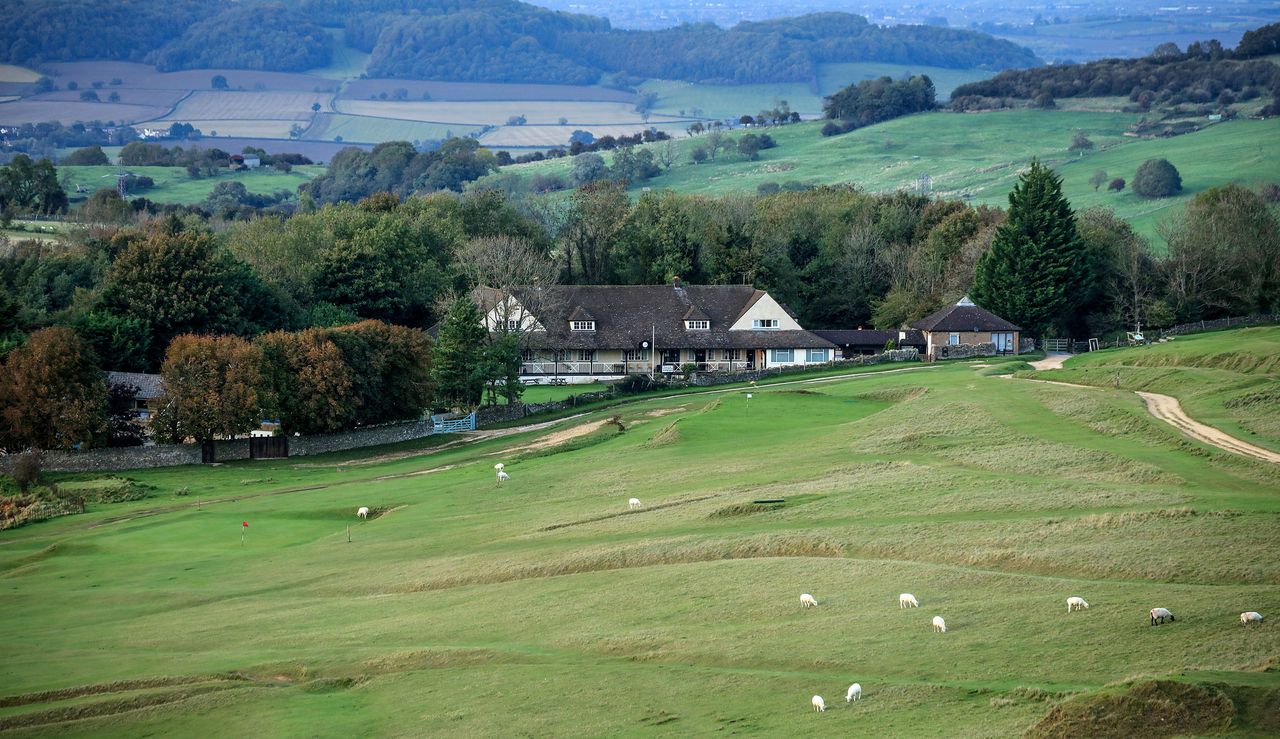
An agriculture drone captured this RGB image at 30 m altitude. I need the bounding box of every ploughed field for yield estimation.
[1,354,1278,736]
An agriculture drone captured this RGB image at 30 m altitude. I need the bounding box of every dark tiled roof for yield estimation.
[911,299,1021,332]
[568,305,596,322]
[811,329,926,347]
[507,285,835,350]
[106,371,164,399]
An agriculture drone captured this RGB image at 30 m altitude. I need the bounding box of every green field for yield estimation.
[1031,326,1280,452]
[494,110,1280,244]
[305,114,482,144]
[642,63,991,120]
[58,165,325,205]
[306,31,371,80]
[2,333,1278,736]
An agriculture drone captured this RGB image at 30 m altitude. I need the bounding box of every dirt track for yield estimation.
[1135,391,1280,465]
[1016,353,1279,466]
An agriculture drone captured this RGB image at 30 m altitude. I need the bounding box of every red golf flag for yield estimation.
[242,521,249,528]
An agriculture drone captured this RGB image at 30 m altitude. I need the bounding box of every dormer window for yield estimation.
[752,319,779,329]
[686,320,709,330]
[570,320,595,331]
[505,319,520,331]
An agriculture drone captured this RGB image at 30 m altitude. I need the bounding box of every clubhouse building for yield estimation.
[474,280,837,383]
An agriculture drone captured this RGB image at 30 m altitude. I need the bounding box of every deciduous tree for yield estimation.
[154,334,261,444]
[0,327,107,451]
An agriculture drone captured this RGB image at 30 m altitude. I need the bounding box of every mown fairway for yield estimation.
[495,111,1280,244]
[1,348,1277,736]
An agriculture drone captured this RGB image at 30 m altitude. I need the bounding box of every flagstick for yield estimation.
[347,525,351,544]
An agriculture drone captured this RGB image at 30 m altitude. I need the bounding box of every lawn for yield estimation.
[57,165,324,204]
[1,334,1277,736]
[1029,326,1280,452]
[492,109,1280,245]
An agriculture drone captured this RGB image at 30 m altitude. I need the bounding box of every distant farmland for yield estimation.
[0,98,168,125]
[306,114,482,144]
[165,91,332,121]
[335,100,675,126]
[340,79,636,103]
[478,123,687,149]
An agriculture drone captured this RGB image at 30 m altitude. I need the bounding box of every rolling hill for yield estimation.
[483,110,1280,244]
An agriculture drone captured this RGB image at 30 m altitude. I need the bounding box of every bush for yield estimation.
[616,374,667,395]
[1132,158,1182,198]
[1108,178,1126,192]
[11,451,42,492]
[820,121,843,137]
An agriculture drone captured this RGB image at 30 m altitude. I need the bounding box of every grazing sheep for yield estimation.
[356,507,369,519]
[1241,611,1264,625]
[496,470,510,485]
[494,463,505,471]
[846,683,862,702]
[629,497,642,510]
[932,616,947,633]
[800,593,818,608]
[1067,597,1090,613]
[811,695,826,712]
[899,593,919,608]
[1150,607,1175,625]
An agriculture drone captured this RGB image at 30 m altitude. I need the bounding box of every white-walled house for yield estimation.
[473,280,836,383]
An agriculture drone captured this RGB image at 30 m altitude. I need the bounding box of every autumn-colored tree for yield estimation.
[153,334,261,444]
[257,330,355,435]
[0,327,107,451]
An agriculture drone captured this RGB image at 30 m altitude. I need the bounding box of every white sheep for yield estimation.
[899,593,919,608]
[496,470,510,485]
[932,615,947,633]
[800,593,818,608]
[494,463,505,471]
[846,683,862,702]
[356,506,369,519]
[1241,611,1264,625]
[1150,607,1175,625]
[1067,596,1090,613]
[629,497,642,510]
[811,695,826,712]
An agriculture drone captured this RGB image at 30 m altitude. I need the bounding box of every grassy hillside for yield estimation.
[491,110,1280,245]
[2,338,1278,736]
[642,62,991,119]
[57,164,324,205]
[1030,326,1280,452]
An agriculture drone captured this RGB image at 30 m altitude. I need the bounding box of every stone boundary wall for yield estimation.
[0,422,434,474]
[934,342,998,360]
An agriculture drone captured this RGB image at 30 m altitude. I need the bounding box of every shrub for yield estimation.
[820,121,843,136]
[1132,158,1182,198]
[1108,178,1126,192]
[616,374,667,395]
[11,451,42,493]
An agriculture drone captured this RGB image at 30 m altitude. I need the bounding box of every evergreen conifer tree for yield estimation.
[972,161,1086,337]
[431,298,487,408]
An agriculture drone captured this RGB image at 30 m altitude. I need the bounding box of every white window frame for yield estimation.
[577,349,597,362]
[806,348,827,363]
[505,318,520,331]
[625,349,648,361]
[753,319,779,330]
[948,332,960,345]
[773,348,794,363]
[686,320,710,330]
[726,349,741,361]
[570,320,595,331]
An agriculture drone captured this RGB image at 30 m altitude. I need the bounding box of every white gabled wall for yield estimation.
[483,295,544,333]
[768,348,831,367]
[728,292,804,331]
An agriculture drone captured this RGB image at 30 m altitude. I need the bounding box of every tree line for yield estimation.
[3,170,1277,380]
[950,24,1280,113]
[822,75,937,134]
[2,0,1037,82]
